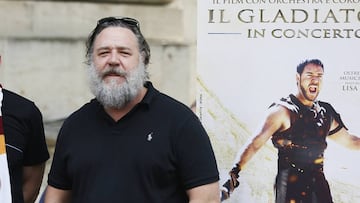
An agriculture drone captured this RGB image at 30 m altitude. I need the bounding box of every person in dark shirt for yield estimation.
[0,55,50,203]
[44,17,220,203]
[221,59,360,203]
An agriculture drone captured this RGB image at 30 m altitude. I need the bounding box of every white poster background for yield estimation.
[198,2,360,202]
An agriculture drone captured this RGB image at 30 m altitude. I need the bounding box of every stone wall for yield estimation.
[0,0,196,123]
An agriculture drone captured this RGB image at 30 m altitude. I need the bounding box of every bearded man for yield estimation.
[44,17,220,203]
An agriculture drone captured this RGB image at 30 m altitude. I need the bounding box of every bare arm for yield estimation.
[187,181,220,203]
[235,106,290,170]
[44,185,72,203]
[328,120,360,150]
[220,106,290,200]
[22,163,46,203]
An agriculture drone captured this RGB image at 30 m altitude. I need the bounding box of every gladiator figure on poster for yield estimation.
[221,59,360,203]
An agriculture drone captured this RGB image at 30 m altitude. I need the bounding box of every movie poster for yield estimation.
[197,1,360,202]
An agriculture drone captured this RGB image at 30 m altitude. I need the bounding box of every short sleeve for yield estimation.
[173,114,219,190]
[23,103,49,166]
[47,122,73,190]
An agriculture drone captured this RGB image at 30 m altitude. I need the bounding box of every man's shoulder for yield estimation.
[3,89,35,105]
[2,89,41,118]
[154,92,193,114]
[270,94,299,113]
[146,82,193,115]
[57,99,101,135]
[317,100,333,107]
[66,98,99,118]
[317,100,338,115]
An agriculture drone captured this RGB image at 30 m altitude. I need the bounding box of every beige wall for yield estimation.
[0,0,197,122]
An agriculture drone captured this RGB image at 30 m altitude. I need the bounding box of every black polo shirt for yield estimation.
[2,89,49,203]
[48,82,219,203]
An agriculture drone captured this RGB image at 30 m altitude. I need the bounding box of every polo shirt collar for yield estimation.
[140,81,159,108]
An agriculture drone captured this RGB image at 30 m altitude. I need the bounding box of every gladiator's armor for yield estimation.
[270,94,346,203]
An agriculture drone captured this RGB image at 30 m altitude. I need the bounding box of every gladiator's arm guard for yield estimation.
[220,164,241,201]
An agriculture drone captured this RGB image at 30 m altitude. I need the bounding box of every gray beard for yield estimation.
[87,59,148,109]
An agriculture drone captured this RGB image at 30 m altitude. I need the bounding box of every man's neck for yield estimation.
[295,93,314,107]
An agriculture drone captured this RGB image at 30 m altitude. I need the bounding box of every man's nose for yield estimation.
[108,51,119,65]
[311,76,321,84]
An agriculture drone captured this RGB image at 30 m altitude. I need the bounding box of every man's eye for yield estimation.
[121,52,131,56]
[99,52,109,56]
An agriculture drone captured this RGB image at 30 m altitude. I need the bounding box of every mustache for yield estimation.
[100,67,127,78]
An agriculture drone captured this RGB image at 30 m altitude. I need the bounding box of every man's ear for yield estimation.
[296,73,300,86]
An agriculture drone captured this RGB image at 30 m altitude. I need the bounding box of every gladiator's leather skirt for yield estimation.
[275,168,333,203]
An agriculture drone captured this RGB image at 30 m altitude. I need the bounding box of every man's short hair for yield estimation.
[297,59,324,74]
[85,17,151,66]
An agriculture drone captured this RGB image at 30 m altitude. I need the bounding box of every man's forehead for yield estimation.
[304,63,323,71]
[94,28,138,53]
